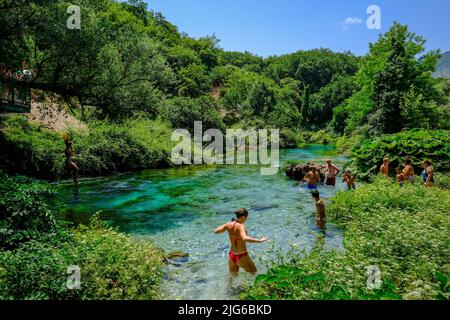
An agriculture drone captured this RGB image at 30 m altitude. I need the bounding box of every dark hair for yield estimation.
[396,166,402,172]
[405,158,412,165]
[311,190,320,198]
[232,208,248,221]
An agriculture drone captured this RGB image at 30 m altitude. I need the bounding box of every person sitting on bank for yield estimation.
[421,160,434,187]
[402,158,415,183]
[396,167,405,186]
[324,159,341,186]
[303,167,321,190]
[380,158,390,177]
[342,171,356,190]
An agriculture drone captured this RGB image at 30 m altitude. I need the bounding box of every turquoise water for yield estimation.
[57,145,348,300]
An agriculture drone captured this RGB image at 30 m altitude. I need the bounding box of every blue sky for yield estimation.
[148,0,450,57]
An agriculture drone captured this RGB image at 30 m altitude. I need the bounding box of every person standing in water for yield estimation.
[63,133,79,185]
[421,160,434,187]
[342,171,356,190]
[380,158,390,177]
[215,208,267,275]
[311,190,326,229]
[324,159,341,186]
[402,158,415,183]
[303,167,321,190]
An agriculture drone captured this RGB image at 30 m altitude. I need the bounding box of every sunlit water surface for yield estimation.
[57,145,348,300]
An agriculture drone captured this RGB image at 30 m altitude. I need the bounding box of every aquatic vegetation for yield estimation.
[243,177,450,300]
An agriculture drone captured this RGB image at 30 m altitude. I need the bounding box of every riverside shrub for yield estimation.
[0,116,174,180]
[349,129,450,180]
[243,178,450,300]
[0,174,164,300]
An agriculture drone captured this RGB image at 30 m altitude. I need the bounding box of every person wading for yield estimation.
[215,208,267,275]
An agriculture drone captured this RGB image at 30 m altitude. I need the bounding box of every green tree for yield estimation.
[334,23,439,135]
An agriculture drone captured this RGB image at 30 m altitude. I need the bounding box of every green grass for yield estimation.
[242,177,450,300]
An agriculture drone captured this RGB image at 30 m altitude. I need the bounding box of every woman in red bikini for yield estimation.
[215,208,267,275]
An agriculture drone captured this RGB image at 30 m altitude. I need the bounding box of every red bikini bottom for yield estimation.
[229,251,248,263]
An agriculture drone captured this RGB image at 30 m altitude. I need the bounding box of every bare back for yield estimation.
[226,221,248,254]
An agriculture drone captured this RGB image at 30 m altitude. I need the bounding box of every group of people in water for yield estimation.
[216,156,436,275]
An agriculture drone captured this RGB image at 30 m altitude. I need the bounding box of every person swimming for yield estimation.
[303,167,321,190]
[402,158,415,183]
[342,171,356,190]
[215,208,267,275]
[311,190,326,229]
[421,160,434,187]
[63,133,79,185]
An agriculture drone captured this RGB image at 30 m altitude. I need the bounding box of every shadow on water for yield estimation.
[56,146,348,299]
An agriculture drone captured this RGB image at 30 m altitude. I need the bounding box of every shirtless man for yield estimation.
[380,158,390,177]
[215,208,267,275]
[303,167,321,190]
[312,190,326,229]
[403,158,415,183]
[324,159,340,186]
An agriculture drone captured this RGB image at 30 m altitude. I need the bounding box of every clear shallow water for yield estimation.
[57,145,348,300]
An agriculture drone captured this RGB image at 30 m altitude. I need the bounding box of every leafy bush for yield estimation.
[0,174,164,300]
[308,130,334,145]
[0,173,68,249]
[243,178,450,300]
[335,133,364,156]
[71,119,174,177]
[0,116,174,180]
[350,129,450,180]
[0,116,65,179]
[0,217,164,300]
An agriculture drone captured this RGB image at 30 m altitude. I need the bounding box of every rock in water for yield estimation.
[165,251,190,265]
[285,162,325,182]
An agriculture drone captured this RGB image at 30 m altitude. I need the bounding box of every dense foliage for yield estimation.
[0,174,164,299]
[0,116,174,180]
[0,173,67,249]
[348,129,450,179]
[0,0,360,136]
[332,23,446,137]
[243,178,450,300]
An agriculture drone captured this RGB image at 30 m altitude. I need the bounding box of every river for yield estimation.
[56,145,348,300]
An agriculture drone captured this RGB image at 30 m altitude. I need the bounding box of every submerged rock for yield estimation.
[165,251,190,265]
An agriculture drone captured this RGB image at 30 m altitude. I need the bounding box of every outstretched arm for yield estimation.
[239,225,267,243]
[215,223,228,234]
